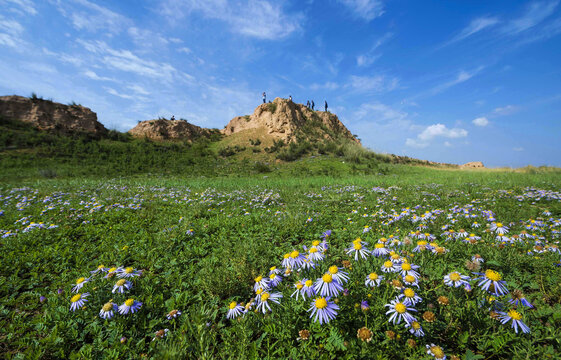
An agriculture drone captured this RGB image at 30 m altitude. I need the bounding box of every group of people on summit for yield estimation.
[262,92,328,112]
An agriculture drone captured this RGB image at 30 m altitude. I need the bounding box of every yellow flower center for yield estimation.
[71,294,82,302]
[290,251,299,259]
[315,297,327,309]
[322,273,333,283]
[430,346,445,359]
[391,254,400,260]
[270,266,276,271]
[108,267,117,273]
[449,272,461,281]
[496,223,503,227]
[283,253,290,259]
[485,269,502,281]
[97,265,105,270]
[412,321,421,330]
[309,247,318,253]
[102,302,113,311]
[256,288,263,295]
[328,266,339,274]
[383,261,394,268]
[125,267,133,274]
[125,299,134,307]
[270,274,277,280]
[508,309,522,320]
[418,241,427,246]
[395,303,406,313]
[261,293,270,302]
[312,240,320,246]
[305,280,313,287]
[255,276,263,282]
[403,288,415,298]
[229,301,237,310]
[404,275,415,283]
[116,279,126,286]
[353,242,363,250]
[380,237,387,242]
[402,263,412,271]
[369,273,378,280]
[470,234,476,237]
[353,238,362,244]
[296,282,304,289]
[375,243,384,249]
[76,277,85,284]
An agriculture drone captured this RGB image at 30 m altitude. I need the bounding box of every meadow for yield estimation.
[1,167,561,359]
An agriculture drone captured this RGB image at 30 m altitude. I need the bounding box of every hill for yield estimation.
[129,118,217,141]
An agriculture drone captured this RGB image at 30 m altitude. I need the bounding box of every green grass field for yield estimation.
[1,167,561,359]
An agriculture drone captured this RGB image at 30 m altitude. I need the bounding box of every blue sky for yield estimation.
[1,0,560,167]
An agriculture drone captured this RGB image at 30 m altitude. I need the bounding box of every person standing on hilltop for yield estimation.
[306,100,310,108]
[289,95,292,102]
[171,115,175,120]
[262,92,266,104]
[324,101,328,112]
[311,100,315,110]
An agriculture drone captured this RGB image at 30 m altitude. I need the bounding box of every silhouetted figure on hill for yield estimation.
[324,101,328,112]
[306,100,310,108]
[311,100,315,110]
[171,115,175,120]
[262,92,266,104]
[289,95,292,102]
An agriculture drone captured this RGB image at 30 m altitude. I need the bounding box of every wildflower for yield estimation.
[407,339,417,348]
[437,296,449,306]
[360,300,370,311]
[153,329,169,341]
[99,302,117,319]
[490,222,509,235]
[308,296,339,324]
[413,241,430,252]
[112,279,132,293]
[476,269,509,296]
[357,327,373,342]
[385,330,396,340]
[314,273,344,297]
[118,267,142,278]
[39,295,46,303]
[426,344,447,359]
[498,309,530,333]
[372,243,390,257]
[269,266,281,275]
[399,262,421,279]
[118,298,142,315]
[365,272,384,287]
[268,273,283,288]
[321,230,331,239]
[432,246,449,255]
[509,290,534,308]
[297,329,310,341]
[328,265,349,284]
[385,299,417,324]
[253,275,270,292]
[403,274,420,288]
[57,288,64,295]
[72,277,90,293]
[381,260,398,273]
[307,246,324,262]
[90,264,107,274]
[341,260,352,268]
[423,311,436,322]
[104,267,122,279]
[167,309,182,319]
[120,337,127,344]
[392,279,404,290]
[465,260,481,272]
[399,288,423,306]
[346,239,370,260]
[443,272,470,288]
[405,320,425,337]
[70,293,89,311]
[256,291,282,314]
[291,280,306,300]
[227,301,245,319]
[287,250,306,269]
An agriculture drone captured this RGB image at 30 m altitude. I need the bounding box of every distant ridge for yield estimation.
[128,118,216,141]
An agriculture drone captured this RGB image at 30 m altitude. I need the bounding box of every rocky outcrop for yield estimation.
[0,95,107,135]
[222,98,360,144]
[128,118,213,141]
[461,161,485,168]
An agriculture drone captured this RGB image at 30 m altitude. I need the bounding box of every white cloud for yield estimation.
[353,102,409,123]
[177,47,192,54]
[356,54,380,67]
[2,0,37,16]
[0,15,24,48]
[52,0,130,33]
[444,141,452,147]
[472,116,489,127]
[83,70,115,81]
[428,66,485,96]
[159,0,303,40]
[493,105,519,116]
[447,17,499,44]
[502,0,559,35]
[106,87,134,100]
[407,123,468,148]
[336,0,385,21]
[310,81,339,91]
[348,75,399,92]
[128,84,150,96]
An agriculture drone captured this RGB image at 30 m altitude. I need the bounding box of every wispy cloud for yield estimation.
[472,116,489,127]
[159,0,303,40]
[106,87,135,100]
[2,0,37,16]
[348,75,399,93]
[310,81,339,91]
[0,15,25,48]
[356,32,392,66]
[336,0,385,21]
[501,0,559,35]
[406,123,468,148]
[445,17,499,45]
[83,70,115,82]
[52,0,130,33]
[493,105,520,116]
